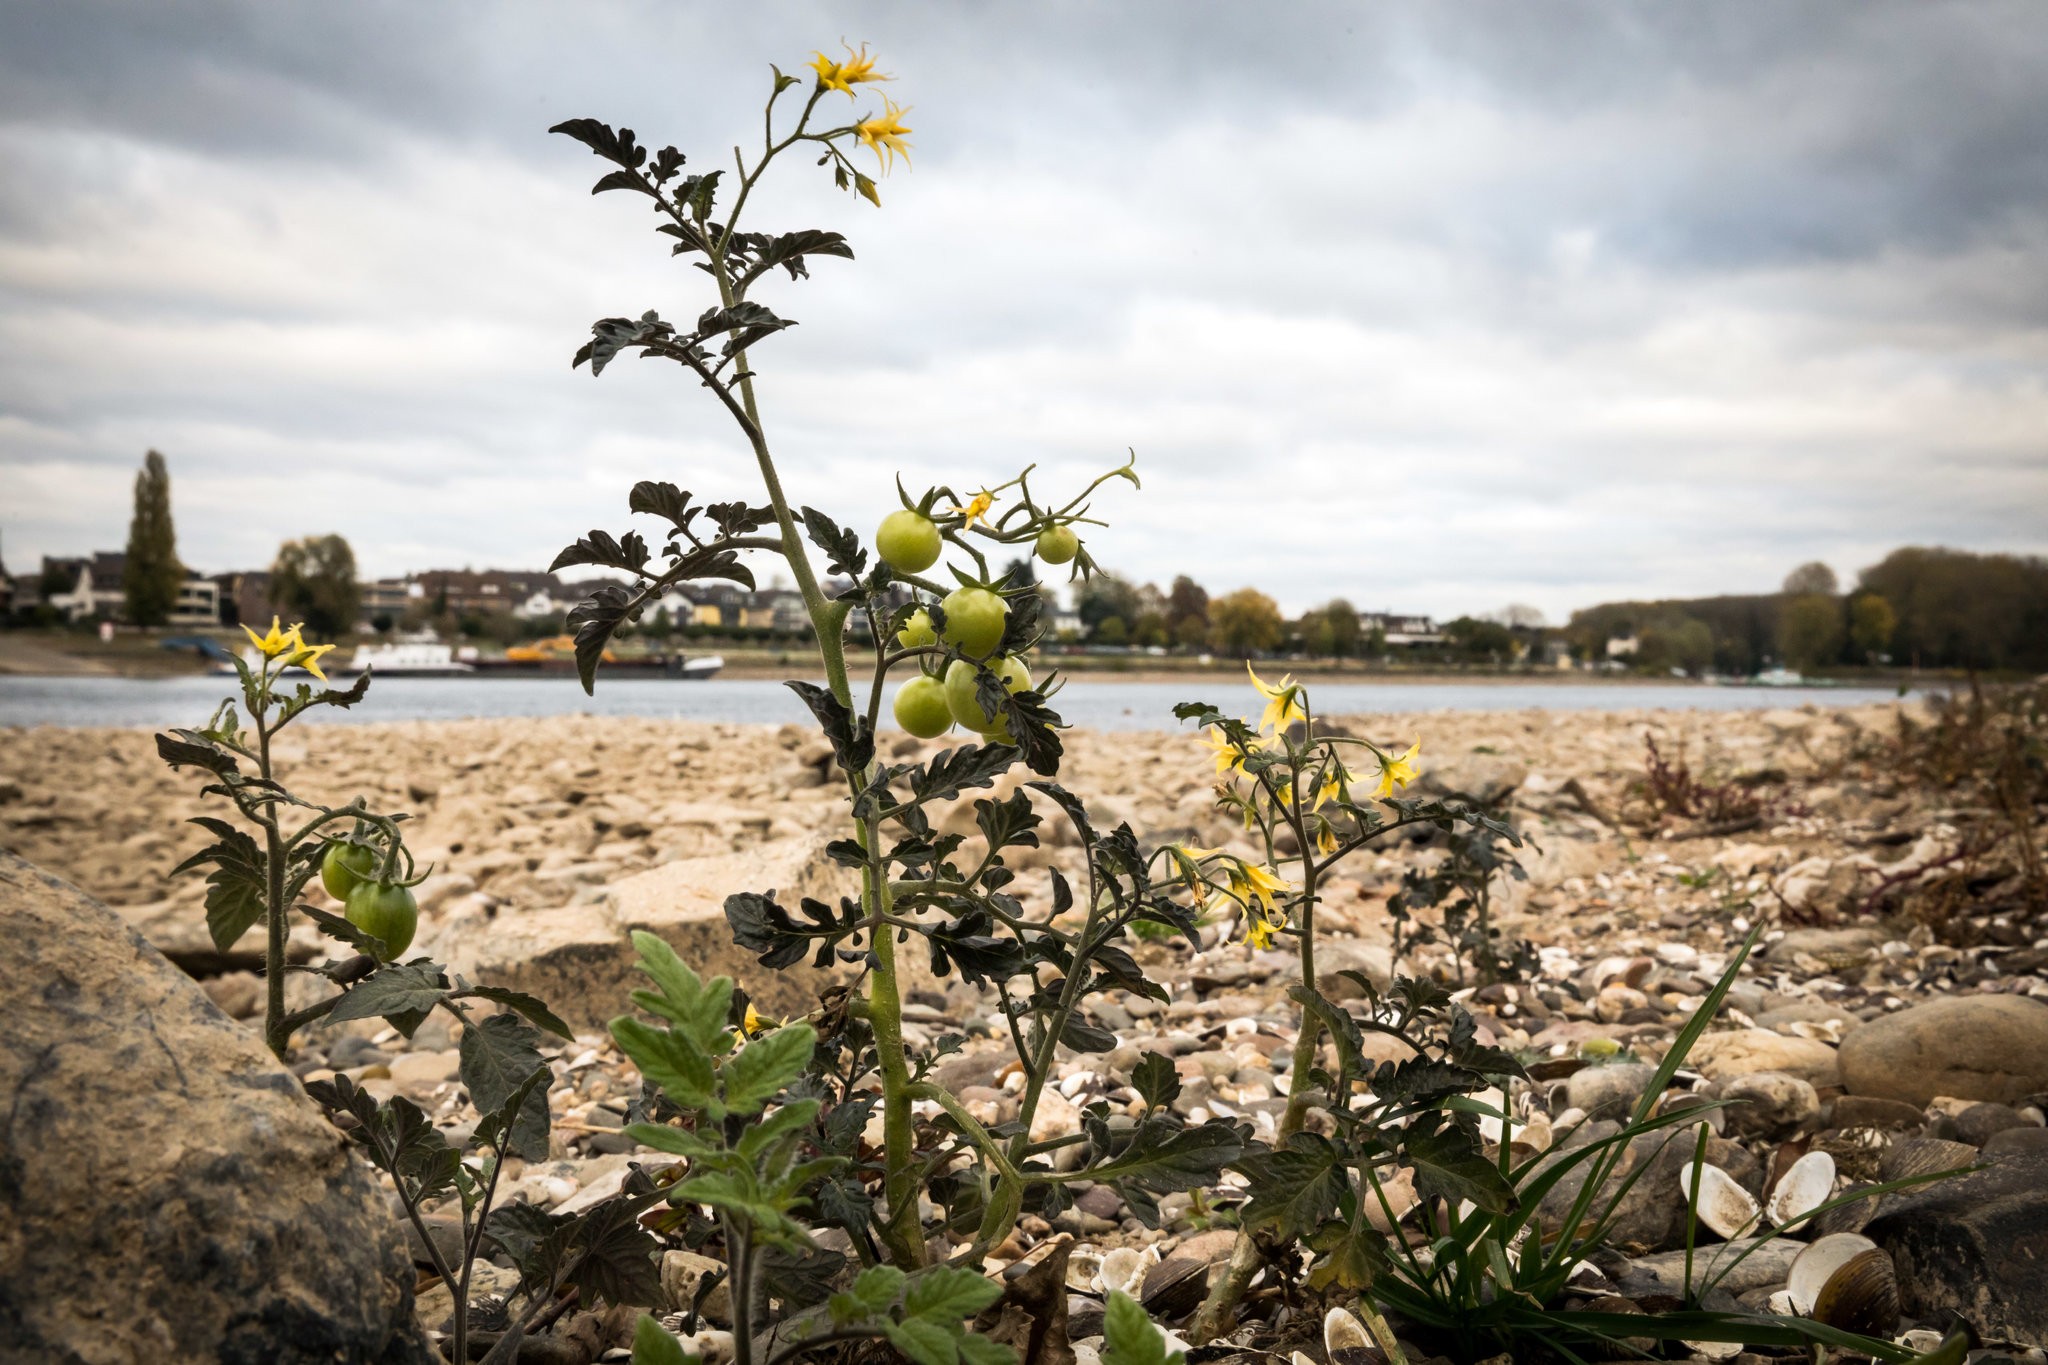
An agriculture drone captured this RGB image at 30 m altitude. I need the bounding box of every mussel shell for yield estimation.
[1138,1256,1207,1318]
[1785,1232,1880,1312]
[1810,1247,1902,1335]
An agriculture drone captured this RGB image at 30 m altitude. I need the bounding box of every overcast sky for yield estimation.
[3,1,2045,620]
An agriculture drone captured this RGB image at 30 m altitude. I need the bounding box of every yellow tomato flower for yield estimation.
[1227,861,1291,914]
[1243,911,1278,952]
[1373,741,1422,798]
[1313,760,1346,810]
[854,96,914,172]
[1247,663,1305,734]
[1315,821,1339,856]
[1200,727,1255,778]
[948,488,994,528]
[242,616,293,657]
[742,1003,764,1036]
[1167,842,1222,893]
[284,641,337,682]
[810,42,889,95]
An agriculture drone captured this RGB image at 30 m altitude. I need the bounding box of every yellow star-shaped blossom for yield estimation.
[854,96,914,173]
[1373,741,1421,799]
[284,640,337,681]
[1199,726,1256,778]
[1314,762,1346,810]
[1243,911,1279,951]
[242,616,293,657]
[1247,663,1305,734]
[1227,861,1292,914]
[810,42,889,95]
[948,488,994,528]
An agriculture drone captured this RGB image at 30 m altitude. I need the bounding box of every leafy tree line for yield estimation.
[1567,547,2048,675]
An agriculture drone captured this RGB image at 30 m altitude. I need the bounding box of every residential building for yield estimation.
[361,578,419,618]
[411,569,566,617]
[1358,611,1445,647]
[169,571,221,626]
[41,553,126,622]
[743,588,810,632]
[213,571,276,629]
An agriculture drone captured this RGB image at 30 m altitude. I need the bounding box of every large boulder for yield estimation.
[1415,753,1528,807]
[1837,995,2048,1106]
[1686,1028,1840,1089]
[1865,1150,2048,1340]
[426,834,895,1027]
[0,850,430,1364]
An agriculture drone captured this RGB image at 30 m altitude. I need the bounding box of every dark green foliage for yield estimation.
[122,449,181,626]
[271,533,360,637]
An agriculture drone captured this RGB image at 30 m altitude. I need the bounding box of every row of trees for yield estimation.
[94,450,359,634]
[1569,549,2048,676]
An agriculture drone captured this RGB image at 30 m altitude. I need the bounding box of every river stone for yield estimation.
[423,834,926,1027]
[1718,1071,1820,1140]
[1687,1029,1840,1088]
[1564,1061,1659,1120]
[1864,1150,2048,1340]
[1415,753,1529,806]
[1837,995,2048,1106]
[0,850,431,1364]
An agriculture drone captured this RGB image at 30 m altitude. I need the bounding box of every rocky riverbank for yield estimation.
[4,696,2047,1355]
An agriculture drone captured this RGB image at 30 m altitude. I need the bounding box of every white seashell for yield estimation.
[1291,1353,1316,1365]
[1766,1151,1837,1229]
[1324,1306,1371,1357]
[1896,1329,1946,1353]
[1682,1161,1761,1239]
[1473,1086,1508,1144]
[1065,1245,1104,1292]
[674,1329,735,1365]
[1091,1245,1157,1298]
[1784,1232,1879,1313]
[1224,1017,1258,1037]
[1767,1289,1800,1315]
[1071,1346,1101,1365]
[1684,1340,1743,1360]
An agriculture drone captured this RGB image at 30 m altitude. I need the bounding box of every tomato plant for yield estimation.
[319,840,377,901]
[937,585,1007,658]
[344,880,419,959]
[892,674,954,737]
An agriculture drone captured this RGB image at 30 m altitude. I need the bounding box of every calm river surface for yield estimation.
[0,674,1913,733]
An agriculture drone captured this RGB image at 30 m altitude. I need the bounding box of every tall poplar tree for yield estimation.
[122,449,182,626]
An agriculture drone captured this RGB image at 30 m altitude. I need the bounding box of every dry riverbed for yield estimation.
[5,699,2048,1353]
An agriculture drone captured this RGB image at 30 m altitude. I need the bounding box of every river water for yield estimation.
[0,674,1913,733]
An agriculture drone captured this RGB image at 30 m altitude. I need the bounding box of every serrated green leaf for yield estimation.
[1235,1133,1345,1240]
[460,1013,552,1161]
[903,1265,1003,1323]
[885,1318,958,1365]
[628,930,734,1053]
[852,1263,907,1314]
[1102,1291,1181,1365]
[723,1023,815,1114]
[632,1315,691,1365]
[736,1099,821,1162]
[463,985,573,1039]
[327,961,450,1029]
[612,1016,717,1113]
[1406,1116,1515,1214]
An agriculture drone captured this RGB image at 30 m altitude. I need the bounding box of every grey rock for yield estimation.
[1838,995,2048,1106]
[1416,753,1529,806]
[1950,1102,2027,1148]
[0,850,431,1364]
[1865,1150,2048,1340]
[1565,1062,1660,1121]
[1829,1095,1927,1131]
[1719,1071,1820,1140]
[1982,1126,2048,1158]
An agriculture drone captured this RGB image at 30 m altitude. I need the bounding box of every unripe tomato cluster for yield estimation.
[875,495,1075,742]
[321,839,418,958]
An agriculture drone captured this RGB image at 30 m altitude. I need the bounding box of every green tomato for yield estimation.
[345,880,419,959]
[1036,524,1080,565]
[944,656,1032,735]
[893,675,955,738]
[876,509,942,573]
[320,841,378,902]
[939,587,1008,658]
[897,607,938,649]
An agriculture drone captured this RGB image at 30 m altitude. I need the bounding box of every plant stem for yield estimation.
[257,711,290,1061]
[1192,716,1324,1342]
